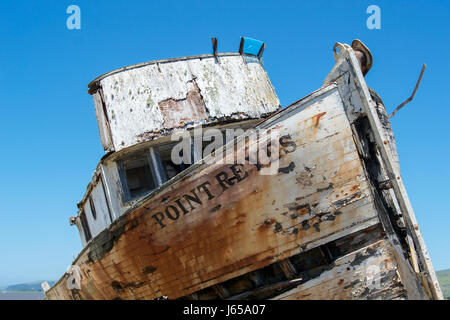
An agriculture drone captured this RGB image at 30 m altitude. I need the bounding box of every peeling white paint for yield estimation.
[92,54,280,151]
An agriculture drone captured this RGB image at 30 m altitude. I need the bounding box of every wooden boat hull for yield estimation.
[46,44,442,300]
[46,84,432,300]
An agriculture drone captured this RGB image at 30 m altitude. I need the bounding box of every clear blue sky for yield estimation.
[0,0,449,287]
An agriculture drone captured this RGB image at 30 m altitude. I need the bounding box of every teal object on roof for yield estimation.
[240,37,264,56]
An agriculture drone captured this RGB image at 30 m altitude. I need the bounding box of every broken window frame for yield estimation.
[89,196,97,220]
[117,147,168,203]
[79,209,92,243]
[116,126,252,204]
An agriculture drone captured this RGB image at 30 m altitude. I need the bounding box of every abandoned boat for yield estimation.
[45,38,443,300]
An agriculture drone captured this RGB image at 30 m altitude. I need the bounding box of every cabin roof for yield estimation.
[87,53,240,94]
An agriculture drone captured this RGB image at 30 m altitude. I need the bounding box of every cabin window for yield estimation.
[158,142,190,180]
[157,138,217,180]
[79,209,92,242]
[117,130,237,203]
[117,149,161,202]
[126,165,155,198]
[89,196,97,220]
[119,161,156,201]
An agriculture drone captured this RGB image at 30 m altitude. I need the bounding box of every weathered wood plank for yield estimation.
[324,45,443,299]
[273,240,407,300]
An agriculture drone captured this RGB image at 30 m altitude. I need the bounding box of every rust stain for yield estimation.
[296,205,310,216]
[312,112,327,127]
[350,183,361,192]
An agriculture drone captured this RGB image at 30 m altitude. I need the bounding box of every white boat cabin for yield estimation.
[71,41,281,247]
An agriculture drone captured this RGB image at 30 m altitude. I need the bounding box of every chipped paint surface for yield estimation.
[324,44,442,299]
[46,84,384,300]
[91,54,280,151]
[274,240,408,300]
[47,42,441,300]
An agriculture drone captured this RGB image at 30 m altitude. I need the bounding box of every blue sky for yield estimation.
[0,0,449,287]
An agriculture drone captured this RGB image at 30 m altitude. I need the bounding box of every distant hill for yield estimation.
[3,281,55,292]
[436,269,450,300]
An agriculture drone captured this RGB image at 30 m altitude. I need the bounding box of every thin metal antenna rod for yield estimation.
[389,64,426,119]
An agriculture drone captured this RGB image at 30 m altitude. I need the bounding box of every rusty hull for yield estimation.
[46,42,442,300]
[47,82,432,300]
